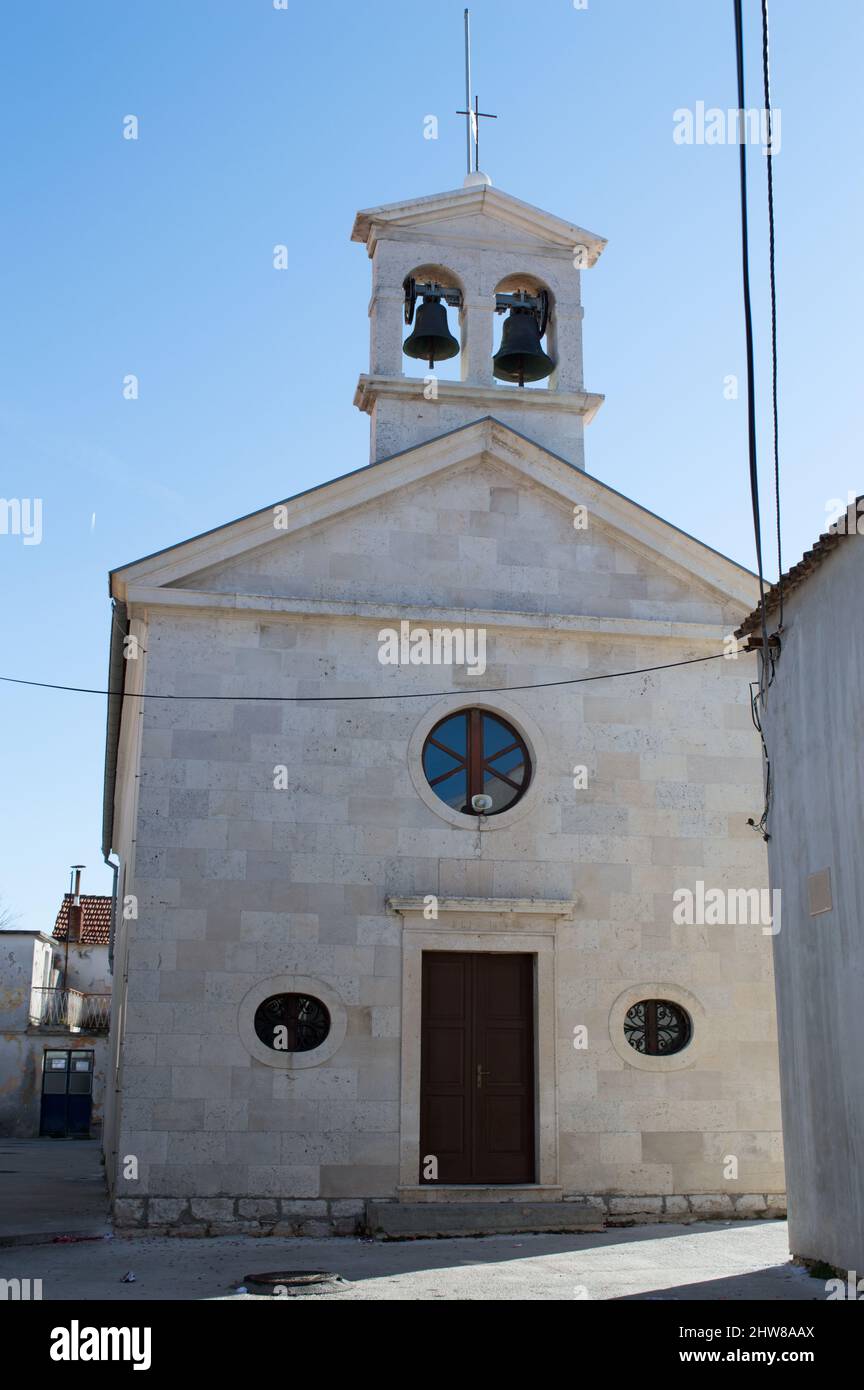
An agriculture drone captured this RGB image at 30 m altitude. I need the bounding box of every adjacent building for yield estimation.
[738,505,864,1273]
[0,875,112,1138]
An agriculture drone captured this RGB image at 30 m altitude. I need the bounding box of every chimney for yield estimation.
[68,864,85,944]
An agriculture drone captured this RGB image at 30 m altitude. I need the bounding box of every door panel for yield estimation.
[420,952,535,1184]
[40,1049,93,1137]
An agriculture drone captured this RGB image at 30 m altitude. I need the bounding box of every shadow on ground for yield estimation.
[0,1139,109,1243]
[2,1219,823,1302]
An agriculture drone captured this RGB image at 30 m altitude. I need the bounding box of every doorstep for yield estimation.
[398,1184,563,1204]
[367,1199,604,1239]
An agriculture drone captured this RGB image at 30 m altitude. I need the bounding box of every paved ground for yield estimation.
[0,1139,826,1300]
[7,1224,824,1301]
[0,1138,109,1243]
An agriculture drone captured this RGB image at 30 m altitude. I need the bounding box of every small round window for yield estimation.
[422,709,531,816]
[624,1000,692,1056]
[253,994,331,1053]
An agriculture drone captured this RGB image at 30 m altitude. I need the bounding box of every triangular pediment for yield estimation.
[351,185,607,265]
[110,420,757,625]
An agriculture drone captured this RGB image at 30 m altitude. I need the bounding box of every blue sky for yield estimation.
[1,0,861,930]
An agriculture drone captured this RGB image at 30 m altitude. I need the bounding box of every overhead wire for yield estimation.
[733,0,770,683]
[761,0,783,632]
[0,649,740,704]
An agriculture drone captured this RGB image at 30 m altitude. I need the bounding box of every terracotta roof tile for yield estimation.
[736,500,863,640]
[53,894,113,945]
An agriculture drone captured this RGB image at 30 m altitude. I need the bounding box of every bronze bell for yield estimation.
[403,298,460,368]
[492,307,555,386]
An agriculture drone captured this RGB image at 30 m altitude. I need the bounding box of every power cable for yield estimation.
[0,649,737,704]
[733,0,770,678]
[761,0,783,629]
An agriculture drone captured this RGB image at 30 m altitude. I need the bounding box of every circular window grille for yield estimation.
[624,999,692,1056]
[421,709,531,816]
[253,994,331,1053]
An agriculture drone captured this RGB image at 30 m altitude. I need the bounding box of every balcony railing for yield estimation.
[29,988,111,1034]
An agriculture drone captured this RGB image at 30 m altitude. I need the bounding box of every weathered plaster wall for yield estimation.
[0,1033,108,1139]
[0,932,49,1133]
[761,536,864,1273]
[58,944,112,996]
[1,931,110,1136]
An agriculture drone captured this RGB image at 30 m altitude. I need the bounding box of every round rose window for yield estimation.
[421,709,530,815]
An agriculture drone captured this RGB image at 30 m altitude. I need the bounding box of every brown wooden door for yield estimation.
[420,952,535,1184]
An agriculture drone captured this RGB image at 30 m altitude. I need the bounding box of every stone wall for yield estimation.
[112,1191,787,1238]
[108,451,784,1225]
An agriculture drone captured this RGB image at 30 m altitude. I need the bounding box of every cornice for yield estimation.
[354,374,605,424]
[122,585,737,642]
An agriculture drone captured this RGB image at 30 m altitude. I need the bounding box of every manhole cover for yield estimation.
[243,1270,345,1296]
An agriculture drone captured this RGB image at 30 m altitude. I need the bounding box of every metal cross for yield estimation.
[457,9,497,175]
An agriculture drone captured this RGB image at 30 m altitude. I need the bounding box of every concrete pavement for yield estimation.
[0,1138,109,1245]
[0,1140,827,1300]
[4,1221,825,1301]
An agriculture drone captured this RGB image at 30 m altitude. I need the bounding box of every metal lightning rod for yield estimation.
[463,9,472,176]
[457,9,497,177]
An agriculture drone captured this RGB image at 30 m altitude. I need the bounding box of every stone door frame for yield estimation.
[387,897,576,1193]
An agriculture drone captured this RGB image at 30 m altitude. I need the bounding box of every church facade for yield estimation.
[102,180,785,1236]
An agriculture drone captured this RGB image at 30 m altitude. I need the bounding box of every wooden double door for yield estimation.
[420,952,535,1184]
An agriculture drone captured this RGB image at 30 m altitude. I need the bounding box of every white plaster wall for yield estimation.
[61,943,112,995]
[761,536,864,1271]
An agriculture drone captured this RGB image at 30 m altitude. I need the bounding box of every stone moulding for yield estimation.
[386,896,578,919]
[350,183,608,263]
[354,374,605,425]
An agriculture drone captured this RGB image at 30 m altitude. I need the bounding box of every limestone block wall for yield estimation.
[367,216,585,387]
[108,458,784,1230]
[367,394,588,474]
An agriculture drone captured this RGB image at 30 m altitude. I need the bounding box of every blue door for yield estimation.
[40,1050,94,1137]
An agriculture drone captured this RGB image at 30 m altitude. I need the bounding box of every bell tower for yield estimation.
[351,181,606,468]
